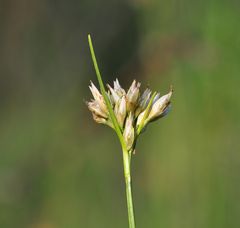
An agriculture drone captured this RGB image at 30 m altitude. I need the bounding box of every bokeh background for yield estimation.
[1,0,240,227]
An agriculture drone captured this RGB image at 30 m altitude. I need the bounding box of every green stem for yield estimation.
[122,148,136,228]
[88,34,135,227]
[88,34,126,150]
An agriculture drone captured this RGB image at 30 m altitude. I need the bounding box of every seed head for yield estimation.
[87,79,173,151]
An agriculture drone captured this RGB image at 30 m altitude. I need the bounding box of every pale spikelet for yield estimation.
[108,84,120,104]
[87,100,108,118]
[126,80,141,112]
[114,78,126,97]
[123,112,135,150]
[114,95,127,128]
[136,110,146,128]
[147,88,173,121]
[89,81,108,113]
[135,88,151,116]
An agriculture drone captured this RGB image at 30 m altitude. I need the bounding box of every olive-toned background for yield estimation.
[0,0,239,227]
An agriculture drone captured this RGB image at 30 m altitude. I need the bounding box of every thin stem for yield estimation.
[122,148,136,228]
[88,34,135,227]
[88,34,127,150]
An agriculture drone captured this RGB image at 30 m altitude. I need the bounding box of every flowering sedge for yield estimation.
[87,34,173,228]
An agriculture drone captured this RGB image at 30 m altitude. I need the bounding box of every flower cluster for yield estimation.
[87,79,173,151]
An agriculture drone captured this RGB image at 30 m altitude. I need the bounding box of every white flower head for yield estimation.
[87,79,173,150]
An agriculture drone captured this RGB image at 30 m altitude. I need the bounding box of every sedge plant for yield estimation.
[86,34,173,228]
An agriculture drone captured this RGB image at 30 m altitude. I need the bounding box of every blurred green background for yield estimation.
[0,0,240,227]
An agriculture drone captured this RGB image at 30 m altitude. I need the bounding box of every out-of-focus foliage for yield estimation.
[0,0,239,227]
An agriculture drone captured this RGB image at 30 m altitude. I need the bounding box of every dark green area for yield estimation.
[0,0,239,227]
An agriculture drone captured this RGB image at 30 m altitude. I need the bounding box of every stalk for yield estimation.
[88,34,136,227]
[122,148,136,228]
[87,34,173,228]
[88,34,124,143]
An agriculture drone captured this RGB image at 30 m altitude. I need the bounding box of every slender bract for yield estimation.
[87,34,173,228]
[88,35,126,150]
